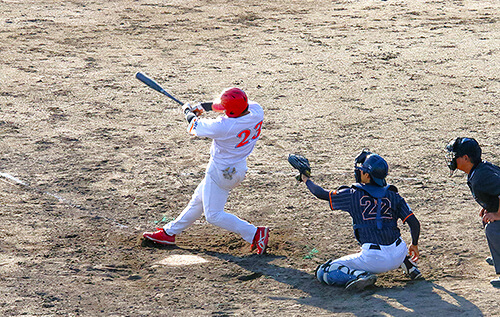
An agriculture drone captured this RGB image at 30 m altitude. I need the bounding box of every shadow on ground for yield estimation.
[204,251,483,316]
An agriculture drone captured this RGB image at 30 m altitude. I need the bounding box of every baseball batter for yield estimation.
[143,88,269,255]
[446,137,500,287]
[290,150,421,291]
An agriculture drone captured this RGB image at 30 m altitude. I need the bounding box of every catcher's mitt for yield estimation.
[288,154,311,182]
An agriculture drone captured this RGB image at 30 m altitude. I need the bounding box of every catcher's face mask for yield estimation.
[445,139,459,173]
[354,149,371,183]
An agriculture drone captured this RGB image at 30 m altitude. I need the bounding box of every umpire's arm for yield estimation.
[482,197,500,223]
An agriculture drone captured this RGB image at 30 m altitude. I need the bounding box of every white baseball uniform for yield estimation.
[163,102,264,243]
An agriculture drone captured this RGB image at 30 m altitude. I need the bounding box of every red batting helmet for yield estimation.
[212,87,248,118]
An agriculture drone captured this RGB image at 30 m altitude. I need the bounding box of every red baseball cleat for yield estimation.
[251,227,269,255]
[143,228,176,245]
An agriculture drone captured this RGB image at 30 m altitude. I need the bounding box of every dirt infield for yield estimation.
[1,0,499,316]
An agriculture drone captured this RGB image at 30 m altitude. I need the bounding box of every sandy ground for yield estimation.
[1,0,499,316]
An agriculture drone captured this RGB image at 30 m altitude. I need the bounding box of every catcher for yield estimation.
[288,151,422,291]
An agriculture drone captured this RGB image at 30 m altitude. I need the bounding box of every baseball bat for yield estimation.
[135,72,184,106]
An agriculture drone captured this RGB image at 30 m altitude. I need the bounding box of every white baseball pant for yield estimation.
[333,237,408,274]
[163,159,257,243]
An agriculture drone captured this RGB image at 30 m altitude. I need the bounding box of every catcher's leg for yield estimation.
[335,240,407,274]
[163,178,205,235]
[401,255,423,280]
[315,260,376,290]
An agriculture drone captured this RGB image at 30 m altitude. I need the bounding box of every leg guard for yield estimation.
[315,260,367,286]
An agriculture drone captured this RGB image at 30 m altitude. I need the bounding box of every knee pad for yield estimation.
[315,260,332,285]
[315,261,359,286]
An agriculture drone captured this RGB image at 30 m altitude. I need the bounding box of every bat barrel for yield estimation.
[135,72,184,106]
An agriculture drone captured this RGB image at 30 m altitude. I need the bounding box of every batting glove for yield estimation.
[191,102,205,116]
[182,102,204,117]
[182,102,193,114]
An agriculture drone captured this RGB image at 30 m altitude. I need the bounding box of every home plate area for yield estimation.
[155,254,209,266]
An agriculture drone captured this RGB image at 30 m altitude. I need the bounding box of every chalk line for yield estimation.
[0,170,129,229]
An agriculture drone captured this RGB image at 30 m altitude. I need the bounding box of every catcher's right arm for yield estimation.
[288,154,311,182]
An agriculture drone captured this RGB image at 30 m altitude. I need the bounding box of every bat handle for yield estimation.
[164,91,184,106]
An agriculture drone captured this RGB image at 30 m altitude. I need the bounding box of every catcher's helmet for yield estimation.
[354,150,388,187]
[212,87,248,118]
[445,137,481,171]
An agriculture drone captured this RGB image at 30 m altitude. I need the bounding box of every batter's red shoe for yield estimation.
[251,227,269,255]
[143,228,176,245]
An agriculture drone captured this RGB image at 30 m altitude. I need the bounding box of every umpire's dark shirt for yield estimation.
[467,161,500,213]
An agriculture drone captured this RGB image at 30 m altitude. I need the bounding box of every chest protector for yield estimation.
[351,183,398,230]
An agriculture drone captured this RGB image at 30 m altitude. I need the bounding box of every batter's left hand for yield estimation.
[408,244,419,262]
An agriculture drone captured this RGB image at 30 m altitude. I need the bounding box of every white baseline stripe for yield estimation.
[0,171,129,229]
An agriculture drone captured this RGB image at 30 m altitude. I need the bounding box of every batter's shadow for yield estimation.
[205,252,484,316]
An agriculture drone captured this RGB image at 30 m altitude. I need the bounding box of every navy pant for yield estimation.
[485,221,500,275]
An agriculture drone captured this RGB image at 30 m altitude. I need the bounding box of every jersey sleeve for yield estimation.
[476,169,500,197]
[396,196,415,223]
[305,179,329,200]
[470,166,500,212]
[328,187,352,211]
[187,117,228,138]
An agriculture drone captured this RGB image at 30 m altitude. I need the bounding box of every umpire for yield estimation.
[446,137,500,288]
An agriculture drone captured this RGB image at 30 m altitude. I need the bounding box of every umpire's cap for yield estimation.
[358,154,388,187]
[447,137,482,162]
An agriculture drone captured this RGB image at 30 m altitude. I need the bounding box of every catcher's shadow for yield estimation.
[205,252,483,316]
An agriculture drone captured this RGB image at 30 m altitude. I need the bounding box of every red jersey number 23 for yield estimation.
[236,120,263,148]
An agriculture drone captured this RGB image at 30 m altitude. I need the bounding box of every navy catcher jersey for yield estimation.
[468,161,500,213]
[329,186,414,245]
